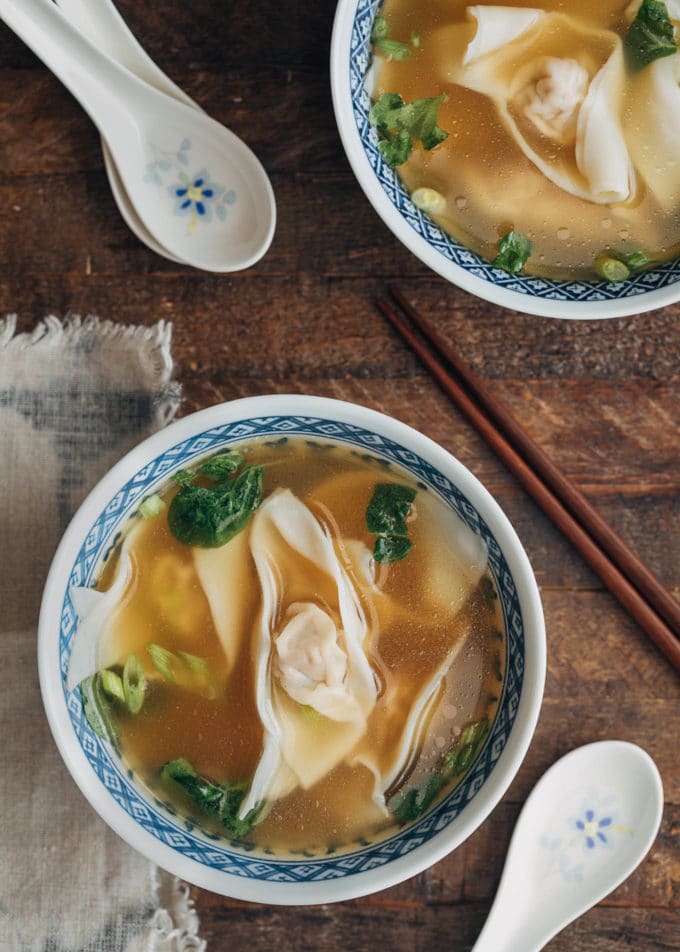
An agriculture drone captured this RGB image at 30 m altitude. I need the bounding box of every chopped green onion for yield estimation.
[493,231,534,274]
[441,718,490,780]
[410,31,421,48]
[619,250,650,271]
[377,38,412,60]
[371,15,388,42]
[100,669,125,703]
[139,494,166,519]
[410,187,446,214]
[596,256,631,282]
[123,654,146,714]
[177,650,210,677]
[147,642,178,681]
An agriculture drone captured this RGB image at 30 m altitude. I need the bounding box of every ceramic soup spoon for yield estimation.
[52,0,200,264]
[472,741,663,951]
[0,0,276,272]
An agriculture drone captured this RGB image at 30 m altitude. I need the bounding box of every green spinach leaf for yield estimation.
[197,451,245,481]
[366,483,416,535]
[493,231,534,274]
[161,758,264,839]
[168,462,263,548]
[366,483,416,563]
[625,0,677,70]
[373,534,413,563]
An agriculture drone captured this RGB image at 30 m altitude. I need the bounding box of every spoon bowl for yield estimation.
[1,0,276,272]
[473,741,664,951]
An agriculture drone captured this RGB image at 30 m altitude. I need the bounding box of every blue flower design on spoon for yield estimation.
[145,140,237,235]
[575,808,613,849]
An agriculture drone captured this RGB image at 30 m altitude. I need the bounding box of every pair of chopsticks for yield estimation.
[378,287,680,673]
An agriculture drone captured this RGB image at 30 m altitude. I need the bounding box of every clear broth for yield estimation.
[99,438,505,854]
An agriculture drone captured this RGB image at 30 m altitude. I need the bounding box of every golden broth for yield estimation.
[98,438,505,854]
[374,0,680,279]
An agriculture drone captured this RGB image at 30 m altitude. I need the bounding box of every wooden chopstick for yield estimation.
[388,286,680,639]
[378,290,680,673]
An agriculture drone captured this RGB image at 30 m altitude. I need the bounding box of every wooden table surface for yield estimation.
[2,2,679,948]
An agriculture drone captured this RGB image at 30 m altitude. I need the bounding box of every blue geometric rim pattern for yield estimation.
[59,416,525,884]
[349,0,680,302]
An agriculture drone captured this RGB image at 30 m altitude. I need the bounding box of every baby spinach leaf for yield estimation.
[366,483,416,535]
[625,0,677,70]
[161,758,264,839]
[366,483,416,563]
[369,92,448,168]
[168,463,263,548]
[198,451,245,481]
[493,231,534,274]
[374,533,413,563]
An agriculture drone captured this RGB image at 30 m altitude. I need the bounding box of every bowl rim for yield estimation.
[38,394,546,904]
[329,0,680,320]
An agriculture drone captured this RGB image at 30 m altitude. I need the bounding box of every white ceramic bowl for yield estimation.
[39,395,546,904]
[330,0,680,319]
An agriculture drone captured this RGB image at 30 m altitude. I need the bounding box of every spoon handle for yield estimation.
[0,0,148,134]
[53,0,198,108]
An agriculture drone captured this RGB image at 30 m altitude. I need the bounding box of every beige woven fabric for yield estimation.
[0,316,204,952]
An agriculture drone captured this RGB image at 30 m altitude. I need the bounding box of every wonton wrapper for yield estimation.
[67,523,141,691]
[193,530,255,670]
[436,7,636,204]
[625,53,680,213]
[350,491,488,813]
[240,489,378,816]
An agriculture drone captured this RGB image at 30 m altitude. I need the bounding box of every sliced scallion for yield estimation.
[100,668,125,703]
[139,494,166,519]
[596,256,631,282]
[123,654,146,714]
[147,642,178,682]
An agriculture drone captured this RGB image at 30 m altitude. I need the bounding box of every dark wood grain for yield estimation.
[1,0,679,947]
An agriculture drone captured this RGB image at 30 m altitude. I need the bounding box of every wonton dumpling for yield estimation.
[441,7,636,204]
[626,53,680,212]
[239,489,378,816]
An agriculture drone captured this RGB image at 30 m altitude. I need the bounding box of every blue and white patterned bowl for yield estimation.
[38,396,545,904]
[330,0,680,320]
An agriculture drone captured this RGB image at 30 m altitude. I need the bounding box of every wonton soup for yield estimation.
[68,438,504,854]
[369,0,680,281]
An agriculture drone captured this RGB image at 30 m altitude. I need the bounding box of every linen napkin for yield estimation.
[0,315,206,951]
